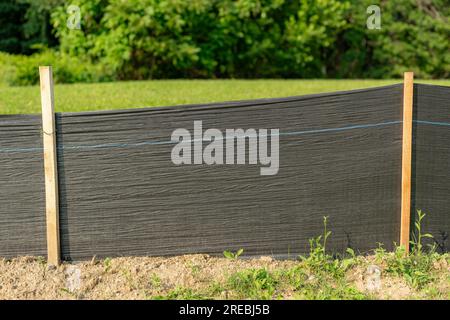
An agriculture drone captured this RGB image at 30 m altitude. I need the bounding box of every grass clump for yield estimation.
[374,210,444,289]
[300,216,356,277]
[216,212,447,300]
[227,268,278,300]
[219,217,367,300]
[291,216,365,299]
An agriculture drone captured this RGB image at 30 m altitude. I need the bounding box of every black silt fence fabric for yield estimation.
[55,85,404,260]
[0,115,46,257]
[1,84,448,260]
[412,84,450,253]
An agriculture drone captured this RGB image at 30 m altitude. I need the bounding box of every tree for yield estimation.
[0,0,27,53]
[332,0,450,78]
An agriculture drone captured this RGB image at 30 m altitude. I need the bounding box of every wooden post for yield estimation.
[400,71,414,252]
[39,66,60,266]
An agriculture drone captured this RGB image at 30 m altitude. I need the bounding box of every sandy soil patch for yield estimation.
[0,254,448,300]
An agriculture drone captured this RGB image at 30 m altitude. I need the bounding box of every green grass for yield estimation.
[1,79,449,115]
[152,251,448,300]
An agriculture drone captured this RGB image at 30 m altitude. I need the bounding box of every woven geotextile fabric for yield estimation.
[1,84,448,260]
[412,84,450,253]
[0,114,46,257]
[54,85,404,260]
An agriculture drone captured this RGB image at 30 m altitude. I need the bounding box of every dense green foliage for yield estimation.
[51,0,349,79]
[338,0,450,79]
[0,51,109,85]
[0,0,448,84]
[0,0,61,54]
[0,0,27,54]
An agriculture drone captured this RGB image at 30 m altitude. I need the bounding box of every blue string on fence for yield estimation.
[0,119,449,154]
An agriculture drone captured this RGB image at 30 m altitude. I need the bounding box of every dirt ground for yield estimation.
[0,254,448,300]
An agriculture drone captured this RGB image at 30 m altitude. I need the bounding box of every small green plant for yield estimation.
[208,281,226,295]
[299,216,355,278]
[227,268,278,300]
[380,210,440,288]
[223,248,244,260]
[185,261,202,275]
[103,257,112,273]
[149,274,162,289]
[374,242,387,260]
[190,264,201,275]
[121,269,136,290]
[36,256,46,265]
[299,216,330,264]
[60,287,77,297]
[410,210,434,256]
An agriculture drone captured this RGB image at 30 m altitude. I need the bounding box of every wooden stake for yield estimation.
[39,66,60,265]
[400,72,414,252]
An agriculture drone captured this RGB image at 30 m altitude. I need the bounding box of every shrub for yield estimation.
[0,49,113,85]
[333,0,450,79]
[0,52,17,84]
[3,0,449,83]
[50,0,349,80]
[49,0,449,80]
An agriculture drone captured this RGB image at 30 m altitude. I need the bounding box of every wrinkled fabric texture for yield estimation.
[0,84,448,260]
[412,84,450,252]
[0,115,46,257]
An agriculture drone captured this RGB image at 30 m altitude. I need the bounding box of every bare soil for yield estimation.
[0,254,448,300]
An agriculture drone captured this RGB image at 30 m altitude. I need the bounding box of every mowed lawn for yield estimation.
[1,79,449,114]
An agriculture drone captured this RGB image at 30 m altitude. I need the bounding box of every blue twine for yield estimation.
[0,119,448,154]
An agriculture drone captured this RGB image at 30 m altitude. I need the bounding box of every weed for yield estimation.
[410,210,434,256]
[299,216,355,278]
[60,287,78,298]
[121,269,136,290]
[103,257,112,273]
[227,268,278,300]
[376,210,441,288]
[223,263,368,300]
[295,280,367,300]
[208,281,227,297]
[36,256,46,266]
[149,274,162,289]
[186,261,202,276]
[223,248,244,260]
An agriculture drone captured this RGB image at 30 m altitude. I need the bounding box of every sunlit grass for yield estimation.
[1,79,449,115]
